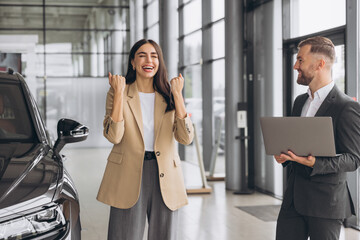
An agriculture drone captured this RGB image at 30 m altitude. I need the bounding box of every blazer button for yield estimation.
[160,173,164,177]
[156,151,160,156]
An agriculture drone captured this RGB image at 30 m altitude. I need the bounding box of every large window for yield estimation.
[179,0,202,164]
[144,0,159,42]
[0,0,130,147]
[210,1,225,172]
[211,0,225,22]
[178,0,225,174]
[183,0,201,34]
[289,0,346,38]
[183,31,202,65]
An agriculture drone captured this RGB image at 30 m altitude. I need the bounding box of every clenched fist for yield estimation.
[170,73,184,96]
[109,72,126,93]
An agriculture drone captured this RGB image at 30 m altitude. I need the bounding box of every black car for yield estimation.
[0,68,88,239]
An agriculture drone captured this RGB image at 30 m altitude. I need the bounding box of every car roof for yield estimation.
[0,68,23,83]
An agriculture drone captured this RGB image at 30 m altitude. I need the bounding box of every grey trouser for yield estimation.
[107,159,178,240]
[276,203,342,240]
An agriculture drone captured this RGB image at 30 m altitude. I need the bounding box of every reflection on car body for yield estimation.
[0,68,89,239]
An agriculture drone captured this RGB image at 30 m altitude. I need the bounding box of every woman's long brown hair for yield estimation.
[125,39,175,112]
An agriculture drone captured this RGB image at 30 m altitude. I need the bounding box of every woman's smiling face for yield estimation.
[131,43,159,80]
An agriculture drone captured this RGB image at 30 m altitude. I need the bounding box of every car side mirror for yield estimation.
[53,118,89,154]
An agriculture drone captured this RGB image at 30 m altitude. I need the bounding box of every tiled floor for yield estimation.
[63,148,360,240]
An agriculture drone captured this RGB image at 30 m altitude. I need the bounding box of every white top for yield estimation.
[139,92,155,151]
[301,81,335,117]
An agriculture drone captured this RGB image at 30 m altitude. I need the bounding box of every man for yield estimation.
[275,36,360,240]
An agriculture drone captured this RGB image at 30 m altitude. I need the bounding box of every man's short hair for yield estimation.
[298,36,335,64]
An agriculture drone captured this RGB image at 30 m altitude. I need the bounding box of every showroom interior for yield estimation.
[0,0,360,239]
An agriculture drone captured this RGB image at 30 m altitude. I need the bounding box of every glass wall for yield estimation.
[0,0,130,147]
[178,0,225,174]
[210,0,225,173]
[289,0,346,38]
[179,0,203,164]
[144,0,159,42]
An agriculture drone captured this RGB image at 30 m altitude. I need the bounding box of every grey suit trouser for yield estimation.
[276,203,343,240]
[107,159,178,240]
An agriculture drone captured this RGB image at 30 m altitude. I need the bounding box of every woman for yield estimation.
[97,39,194,240]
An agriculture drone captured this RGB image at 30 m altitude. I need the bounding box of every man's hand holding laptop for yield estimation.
[274,150,316,168]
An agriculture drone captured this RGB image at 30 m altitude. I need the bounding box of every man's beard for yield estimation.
[297,70,314,86]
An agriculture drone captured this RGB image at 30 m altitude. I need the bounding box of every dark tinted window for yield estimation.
[0,83,35,141]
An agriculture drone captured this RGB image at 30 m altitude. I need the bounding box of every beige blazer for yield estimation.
[97,82,194,211]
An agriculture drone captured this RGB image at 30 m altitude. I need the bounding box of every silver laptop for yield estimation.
[260,117,336,157]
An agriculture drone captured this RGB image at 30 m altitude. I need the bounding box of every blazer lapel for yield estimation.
[127,83,144,140]
[315,85,337,116]
[292,94,308,116]
[154,92,167,142]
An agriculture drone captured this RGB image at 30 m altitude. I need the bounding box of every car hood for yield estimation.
[0,143,59,217]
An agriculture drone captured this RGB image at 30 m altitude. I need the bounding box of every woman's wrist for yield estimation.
[172,91,183,100]
[114,89,124,96]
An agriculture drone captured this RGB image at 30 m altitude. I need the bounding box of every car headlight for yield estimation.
[0,206,67,239]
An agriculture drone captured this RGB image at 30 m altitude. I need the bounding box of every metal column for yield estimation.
[201,0,213,170]
[178,1,185,160]
[129,0,144,45]
[345,0,360,230]
[252,0,283,198]
[224,0,245,190]
[159,0,178,79]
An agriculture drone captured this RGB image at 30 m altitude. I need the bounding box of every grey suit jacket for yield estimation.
[282,85,360,219]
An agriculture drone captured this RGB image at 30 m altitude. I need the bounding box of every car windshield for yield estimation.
[0,83,35,141]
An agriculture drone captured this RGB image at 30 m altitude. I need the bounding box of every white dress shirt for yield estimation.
[301,81,335,117]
